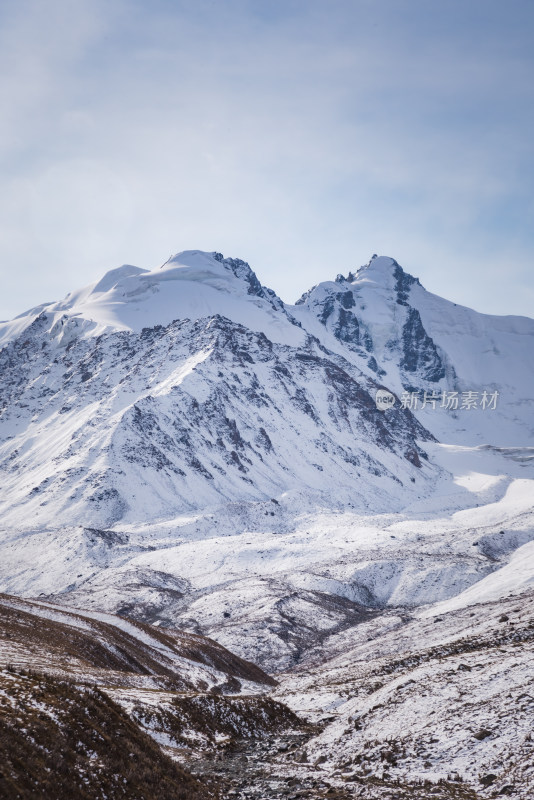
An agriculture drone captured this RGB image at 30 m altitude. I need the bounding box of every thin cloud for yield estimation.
[0,0,533,319]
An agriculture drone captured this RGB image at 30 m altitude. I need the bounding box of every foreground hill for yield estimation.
[0,594,302,799]
[0,669,215,800]
[5,589,533,799]
[0,593,273,691]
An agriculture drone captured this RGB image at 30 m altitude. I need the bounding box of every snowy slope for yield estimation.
[420,538,534,617]
[292,255,534,445]
[1,441,531,673]
[275,588,534,798]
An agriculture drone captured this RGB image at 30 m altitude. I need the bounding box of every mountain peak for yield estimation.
[155,250,274,301]
[345,256,421,302]
[332,255,415,288]
[0,248,305,349]
[358,254,398,275]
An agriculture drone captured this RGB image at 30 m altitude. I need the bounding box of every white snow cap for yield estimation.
[0,249,305,347]
[334,255,409,290]
[161,249,227,270]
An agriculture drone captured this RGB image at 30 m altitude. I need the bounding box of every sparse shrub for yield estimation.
[473,728,492,740]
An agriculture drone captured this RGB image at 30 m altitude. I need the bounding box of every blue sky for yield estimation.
[1,0,533,319]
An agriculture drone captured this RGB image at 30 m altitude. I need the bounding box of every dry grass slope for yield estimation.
[0,668,217,800]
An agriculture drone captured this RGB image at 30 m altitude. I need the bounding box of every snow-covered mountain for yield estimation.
[0,250,533,610]
[0,250,433,530]
[1,248,534,798]
[0,247,532,661]
[292,255,534,445]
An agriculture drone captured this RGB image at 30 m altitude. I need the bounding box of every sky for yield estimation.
[1,0,534,320]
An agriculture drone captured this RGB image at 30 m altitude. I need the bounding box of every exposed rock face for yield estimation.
[212,251,283,309]
[400,306,445,388]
